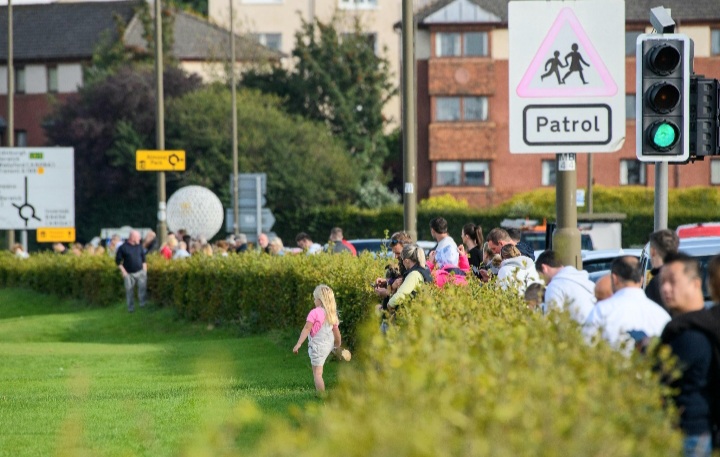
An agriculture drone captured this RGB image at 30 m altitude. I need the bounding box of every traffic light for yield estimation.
[689,76,719,159]
[636,34,692,162]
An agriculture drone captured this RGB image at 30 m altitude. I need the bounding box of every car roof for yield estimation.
[678,236,720,256]
[581,248,642,261]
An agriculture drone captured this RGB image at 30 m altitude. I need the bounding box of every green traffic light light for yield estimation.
[647,120,680,152]
[653,123,676,148]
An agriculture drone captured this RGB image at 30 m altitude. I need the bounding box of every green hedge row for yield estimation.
[0,251,385,347]
[274,186,720,247]
[184,281,682,456]
[0,252,122,306]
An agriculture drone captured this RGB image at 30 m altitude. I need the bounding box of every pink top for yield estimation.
[306,307,339,337]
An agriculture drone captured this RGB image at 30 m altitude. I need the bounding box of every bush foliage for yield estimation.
[0,251,383,347]
[276,186,720,248]
[0,252,684,455]
[188,282,682,456]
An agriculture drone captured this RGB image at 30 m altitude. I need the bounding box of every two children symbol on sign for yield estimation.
[540,43,590,85]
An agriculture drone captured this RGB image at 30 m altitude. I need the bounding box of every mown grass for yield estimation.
[0,288,334,457]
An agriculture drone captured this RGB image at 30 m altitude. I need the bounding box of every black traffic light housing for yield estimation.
[689,76,720,159]
[636,34,692,162]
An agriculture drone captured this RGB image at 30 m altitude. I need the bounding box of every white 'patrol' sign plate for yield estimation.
[509,0,625,153]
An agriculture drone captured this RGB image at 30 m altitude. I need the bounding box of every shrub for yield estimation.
[182,282,682,456]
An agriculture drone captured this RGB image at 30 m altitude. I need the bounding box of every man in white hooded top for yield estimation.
[583,256,670,354]
[535,250,596,324]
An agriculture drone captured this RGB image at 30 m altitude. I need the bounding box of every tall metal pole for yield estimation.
[401,0,417,240]
[155,0,167,245]
[6,0,14,249]
[230,0,239,236]
[586,153,593,214]
[554,153,581,269]
[654,162,668,230]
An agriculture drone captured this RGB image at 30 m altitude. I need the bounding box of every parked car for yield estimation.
[675,222,720,239]
[640,236,720,304]
[582,248,642,274]
[521,231,594,252]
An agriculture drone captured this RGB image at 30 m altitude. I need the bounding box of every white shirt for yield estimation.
[583,287,671,354]
[435,235,459,269]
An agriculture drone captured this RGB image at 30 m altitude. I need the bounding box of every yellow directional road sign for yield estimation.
[136,150,186,171]
[37,227,76,243]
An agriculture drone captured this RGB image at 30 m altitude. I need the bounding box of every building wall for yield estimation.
[419,22,720,208]
[208,0,417,126]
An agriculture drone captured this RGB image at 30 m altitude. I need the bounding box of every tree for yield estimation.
[164,85,360,214]
[44,66,203,240]
[242,17,397,192]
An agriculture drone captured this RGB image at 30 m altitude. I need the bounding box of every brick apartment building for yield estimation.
[0,0,276,148]
[412,0,720,207]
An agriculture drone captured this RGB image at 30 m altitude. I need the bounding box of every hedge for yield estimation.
[0,251,385,347]
[0,251,685,455]
[273,186,720,248]
[184,282,683,456]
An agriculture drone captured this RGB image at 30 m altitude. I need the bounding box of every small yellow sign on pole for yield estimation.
[37,227,76,243]
[136,150,186,171]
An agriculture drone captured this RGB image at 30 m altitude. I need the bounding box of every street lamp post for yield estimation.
[6,0,15,249]
[155,0,167,246]
[230,0,239,236]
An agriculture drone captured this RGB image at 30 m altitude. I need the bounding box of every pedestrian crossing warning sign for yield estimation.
[508,0,625,153]
[516,7,617,98]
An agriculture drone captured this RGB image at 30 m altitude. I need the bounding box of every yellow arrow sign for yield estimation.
[37,227,76,243]
[136,150,186,171]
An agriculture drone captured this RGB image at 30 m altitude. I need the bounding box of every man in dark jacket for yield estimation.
[116,230,147,313]
[660,253,718,456]
[646,229,679,312]
[487,227,535,260]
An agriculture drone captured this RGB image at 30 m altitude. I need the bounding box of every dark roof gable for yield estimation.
[0,1,140,61]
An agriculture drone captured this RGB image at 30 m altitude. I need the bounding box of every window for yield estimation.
[252,33,282,51]
[47,66,58,93]
[625,94,636,119]
[15,67,25,94]
[464,97,488,121]
[464,32,488,56]
[339,0,377,9]
[436,31,488,57]
[464,162,489,186]
[436,96,488,122]
[15,130,27,147]
[436,97,461,121]
[711,160,720,185]
[436,161,490,186]
[542,160,556,186]
[712,30,720,56]
[625,31,643,56]
[620,159,646,185]
[436,33,461,57]
[436,161,461,185]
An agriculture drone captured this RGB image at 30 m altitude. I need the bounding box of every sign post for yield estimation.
[509,0,624,267]
[0,148,75,236]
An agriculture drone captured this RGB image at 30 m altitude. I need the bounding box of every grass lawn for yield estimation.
[0,288,334,457]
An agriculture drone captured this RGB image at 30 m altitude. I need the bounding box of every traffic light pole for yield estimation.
[654,163,668,230]
[554,153,581,269]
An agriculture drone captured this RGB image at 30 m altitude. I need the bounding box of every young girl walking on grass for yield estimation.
[293,284,346,391]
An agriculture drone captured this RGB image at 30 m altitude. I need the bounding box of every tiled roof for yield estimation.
[415,0,720,24]
[124,8,280,61]
[0,1,139,61]
[0,1,279,62]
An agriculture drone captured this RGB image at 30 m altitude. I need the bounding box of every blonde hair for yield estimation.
[500,244,521,260]
[401,243,427,269]
[313,284,339,326]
